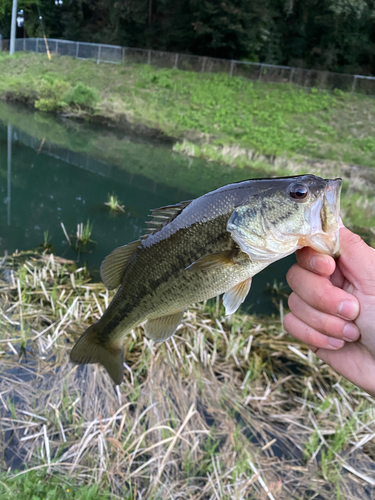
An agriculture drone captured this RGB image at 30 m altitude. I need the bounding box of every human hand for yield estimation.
[284,225,375,396]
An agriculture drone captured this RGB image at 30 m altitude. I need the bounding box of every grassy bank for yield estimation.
[1,52,375,171]
[1,251,375,499]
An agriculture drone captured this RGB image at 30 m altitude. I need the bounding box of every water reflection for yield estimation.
[7,124,11,227]
[0,117,192,274]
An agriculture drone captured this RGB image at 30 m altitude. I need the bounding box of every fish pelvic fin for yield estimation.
[70,322,124,385]
[145,310,185,342]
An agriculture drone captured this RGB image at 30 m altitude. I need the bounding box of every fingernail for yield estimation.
[328,337,345,349]
[338,300,359,320]
[343,323,360,342]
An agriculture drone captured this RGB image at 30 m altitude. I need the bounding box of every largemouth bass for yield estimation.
[70,175,342,384]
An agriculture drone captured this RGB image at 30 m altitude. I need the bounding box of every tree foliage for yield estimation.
[0,0,374,74]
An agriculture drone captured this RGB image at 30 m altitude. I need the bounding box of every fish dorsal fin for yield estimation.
[141,200,192,239]
[100,240,141,290]
[145,310,185,342]
[185,250,235,272]
[223,278,252,315]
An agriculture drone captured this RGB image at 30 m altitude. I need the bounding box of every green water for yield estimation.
[0,102,293,313]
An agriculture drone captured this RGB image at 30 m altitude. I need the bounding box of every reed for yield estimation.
[1,251,374,499]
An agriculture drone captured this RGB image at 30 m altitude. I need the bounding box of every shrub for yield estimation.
[35,77,71,112]
[65,82,99,109]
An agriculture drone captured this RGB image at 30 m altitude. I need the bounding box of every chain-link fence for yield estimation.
[1,36,375,96]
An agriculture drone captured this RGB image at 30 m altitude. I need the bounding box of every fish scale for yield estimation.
[70,175,342,385]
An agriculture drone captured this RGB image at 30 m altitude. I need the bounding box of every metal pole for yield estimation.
[10,0,17,55]
[36,38,38,52]
[76,41,80,58]
[351,75,357,93]
[148,50,151,65]
[0,34,2,52]
[7,124,12,226]
[258,64,263,81]
[122,47,125,62]
[229,60,234,77]
[174,53,178,69]
[23,37,25,51]
[201,57,206,72]
[97,44,101,64]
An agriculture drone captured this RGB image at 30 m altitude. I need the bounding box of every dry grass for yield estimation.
[1,251,375,499]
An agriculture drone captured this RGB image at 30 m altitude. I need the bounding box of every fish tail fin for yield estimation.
[70,322,124,385]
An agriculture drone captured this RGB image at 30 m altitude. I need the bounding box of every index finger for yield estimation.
[296,247,336,277]
[286,264,359,320]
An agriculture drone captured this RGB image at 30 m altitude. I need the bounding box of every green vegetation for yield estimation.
[1,251,375,499]
[1,0,374,77]
[1,52,375,170]
[0,469,115,500]
[104,194,125,213]
[75,220,95,247]
[33,75,98,113]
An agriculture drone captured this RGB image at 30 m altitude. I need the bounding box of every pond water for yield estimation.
[0,101,294,314]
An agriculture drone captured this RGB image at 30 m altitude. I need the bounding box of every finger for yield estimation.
[288,292,360,342]
[283,313,345,350]
[330,265,345,288]
[296,247,336,276]
[338,227,375,295]
[286,264,360,320]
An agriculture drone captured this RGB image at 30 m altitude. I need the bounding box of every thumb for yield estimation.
[338,226,375,295]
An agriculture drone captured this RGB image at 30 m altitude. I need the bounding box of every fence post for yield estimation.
[174,53,178,69]
[258,64,263,81]
[36,38,38,52]
[351,75,357,93]
[229,60,234,77]
[122,47,125,63]
[201,57,206,72]
[23,38,25,51]
[148,50,151,65]
[289,67,295,83]
[56,40,58,54]
[0,35,2,52]
[97,44,101,64]
[76,41,80,58]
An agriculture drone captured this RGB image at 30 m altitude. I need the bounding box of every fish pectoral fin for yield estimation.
[186,250,235,272]
[145,310,185,342]
[70,322,124,385]
[223,278,252,315]
[100,239,141,290]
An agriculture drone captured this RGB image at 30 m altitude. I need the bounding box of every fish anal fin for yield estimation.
[100,240,140,290]
[70,322,124,385]
[186,250,235,272]
[223,278,252,315]
[145,310,185,342]
[141,200,192,239]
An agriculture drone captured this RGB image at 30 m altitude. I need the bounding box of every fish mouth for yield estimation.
[302,178,342,258]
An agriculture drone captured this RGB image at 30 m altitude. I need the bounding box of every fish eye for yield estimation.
[288,182,309,201]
